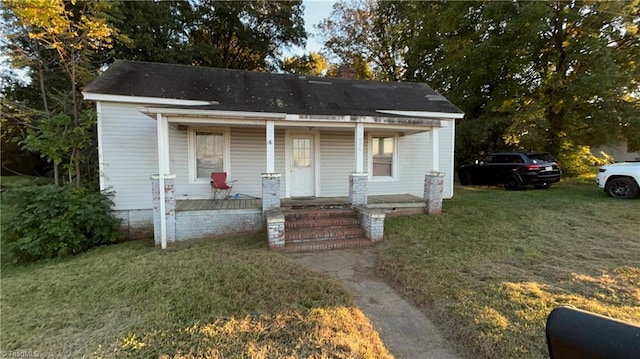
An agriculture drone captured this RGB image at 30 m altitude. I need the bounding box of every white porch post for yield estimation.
[355,122,364,173]
[262,120,281,211]
[157,113,169,249]
[266,120,275,173]
[350,122,368,206]
[430,127,440,172]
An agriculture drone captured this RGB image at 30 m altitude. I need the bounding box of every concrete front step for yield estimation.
[285,226,366,243]
[285,217,360,229]
[275,237,372,253]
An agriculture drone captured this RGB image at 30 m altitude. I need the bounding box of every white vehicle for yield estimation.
[597,162,640,199]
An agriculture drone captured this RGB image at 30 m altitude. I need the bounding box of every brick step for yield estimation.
[285,217,360,229]
[285,226,366,243]
[283,207,357,221]
[275,237,372,253]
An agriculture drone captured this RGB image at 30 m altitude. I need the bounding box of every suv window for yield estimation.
[528,153,555,163]
[504,155,524,163]
[481,155,495,164]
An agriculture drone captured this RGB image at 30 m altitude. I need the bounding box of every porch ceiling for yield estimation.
[171,121,434,135]
[161,111,448,135]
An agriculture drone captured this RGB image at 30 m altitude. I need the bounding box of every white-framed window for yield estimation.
[368,134,398,181]
[188,128,230,183]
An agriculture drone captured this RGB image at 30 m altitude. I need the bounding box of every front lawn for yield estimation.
[3,178,637,358]
[1,235,392,358]
[378,179,640,358]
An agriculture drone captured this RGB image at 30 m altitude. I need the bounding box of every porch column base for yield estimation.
[262,173,281,212]
[357,208,385,242]
[424,172,445,215]
[349,172,368,206]
[266,209,285,249]
[151,174,177,247]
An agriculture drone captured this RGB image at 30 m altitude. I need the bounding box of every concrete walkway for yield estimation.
[290,248,461,359]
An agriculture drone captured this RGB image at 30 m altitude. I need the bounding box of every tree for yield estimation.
[108,1,194,64]
[323,1,640,173]
[188,0,306,70]
[281,52,328,76]
[2,0,118,185]
[316,0,404,80]
[110,0,306,71]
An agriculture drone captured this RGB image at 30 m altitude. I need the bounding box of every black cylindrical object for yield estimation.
[546,306,640,359]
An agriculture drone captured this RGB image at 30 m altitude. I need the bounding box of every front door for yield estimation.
[290,135,315,197]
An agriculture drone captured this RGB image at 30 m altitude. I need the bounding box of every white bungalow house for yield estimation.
[83,60,464,251]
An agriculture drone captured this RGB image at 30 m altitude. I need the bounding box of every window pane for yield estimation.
[372,136,393,177]
[196,132,224,179]
[293,138,311,167]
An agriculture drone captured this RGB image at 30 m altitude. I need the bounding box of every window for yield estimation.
[189,129,229,182]
[370,135,397,179]
[292,138,311,167]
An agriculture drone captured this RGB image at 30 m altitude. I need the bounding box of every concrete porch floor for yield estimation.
[176,194,424,212]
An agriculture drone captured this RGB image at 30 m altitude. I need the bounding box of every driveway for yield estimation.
[290,248,461,359]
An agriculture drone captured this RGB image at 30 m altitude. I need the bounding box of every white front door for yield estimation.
[290,135,315,197]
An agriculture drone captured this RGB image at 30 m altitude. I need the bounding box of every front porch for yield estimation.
[172,194,426,252]
[176,194,425,213]
[154,170,445,249]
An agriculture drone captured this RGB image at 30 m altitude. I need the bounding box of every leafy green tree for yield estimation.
[108,1,194,64]
[316,0,404,80]
[2,0,118,185]
[281,52,328,76]
[188,0,306,70]
[322,1,640,173]
[111,0,306,71]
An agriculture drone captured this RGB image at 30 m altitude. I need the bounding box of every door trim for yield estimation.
[285,130,320,198]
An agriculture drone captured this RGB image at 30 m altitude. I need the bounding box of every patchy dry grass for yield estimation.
[377,178,640,358]
[1,234,392,358]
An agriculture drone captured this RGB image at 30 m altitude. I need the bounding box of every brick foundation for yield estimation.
[176,209,263,241]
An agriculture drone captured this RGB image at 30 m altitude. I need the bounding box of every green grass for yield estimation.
[377,178,640,358]
[3,177,637,358]
[1,234,392,358]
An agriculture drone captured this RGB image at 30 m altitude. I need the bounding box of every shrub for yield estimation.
[559,145,612,178]
[1,183,121,263]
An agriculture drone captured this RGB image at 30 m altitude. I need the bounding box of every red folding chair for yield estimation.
[210,172,236,199]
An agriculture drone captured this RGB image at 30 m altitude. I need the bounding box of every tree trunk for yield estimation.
[71,57,81,186]
[53,162,59,186]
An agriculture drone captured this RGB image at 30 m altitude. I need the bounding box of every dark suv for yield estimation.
[458,152,562,190]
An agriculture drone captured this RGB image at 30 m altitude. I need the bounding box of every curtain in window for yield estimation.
[196,132,224,179]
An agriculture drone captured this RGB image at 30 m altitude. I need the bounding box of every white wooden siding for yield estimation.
[319,132,355,196]
[171,127,287,200]
[441,121,455,199]
[366,132,429,197]
[100,102,158,210]
[98,101,456,210]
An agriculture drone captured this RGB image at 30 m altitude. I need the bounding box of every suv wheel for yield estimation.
[605,177,639,199]
[505,175,522,191]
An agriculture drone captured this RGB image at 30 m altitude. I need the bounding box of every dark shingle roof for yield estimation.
[84,60,463,118]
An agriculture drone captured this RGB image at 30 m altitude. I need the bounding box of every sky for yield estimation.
[294,0,338,55]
